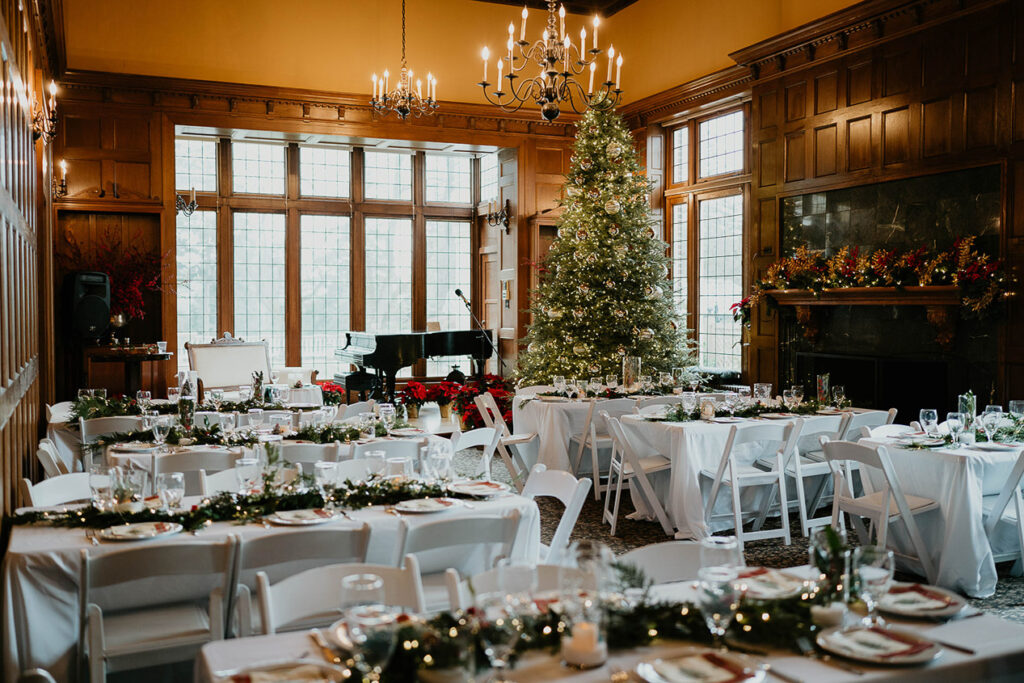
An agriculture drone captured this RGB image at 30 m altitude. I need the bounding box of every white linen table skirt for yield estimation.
[2,494,540,682]
[513,396,632,471]
[861,437,1020,598]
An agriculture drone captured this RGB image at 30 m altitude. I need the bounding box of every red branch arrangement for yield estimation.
[68,240,162,320]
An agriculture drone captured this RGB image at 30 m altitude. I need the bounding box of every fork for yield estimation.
[85,529,99,546]
[796,636,863,675]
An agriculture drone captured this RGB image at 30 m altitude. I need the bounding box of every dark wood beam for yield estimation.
[471,0,639,17]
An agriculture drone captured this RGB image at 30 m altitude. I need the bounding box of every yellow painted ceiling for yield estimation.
[64,0,858,105]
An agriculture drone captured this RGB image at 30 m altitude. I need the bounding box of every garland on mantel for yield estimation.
[732,237,1015,324]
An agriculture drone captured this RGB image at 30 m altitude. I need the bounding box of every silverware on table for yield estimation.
[85,529,99,546]
[928,637,976,655]
[310,628,341,665]
[795,635,863,676]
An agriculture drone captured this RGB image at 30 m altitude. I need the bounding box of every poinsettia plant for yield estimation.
[399,381,429,408]
[319,381,346,406]
[452,374,514,429]
[426,381,462,407]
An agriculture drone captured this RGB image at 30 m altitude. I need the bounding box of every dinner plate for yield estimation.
[98,521,183,541]
[970,442,1020,452]
[393,497,462,513]
[266,508,343,525]
[896,437,945,447]
[816,626,943,665]
[712,417,744,424]
[636,646,766,683]
[448,480,511,497]
[758,413,794,420]
[734,567,805,600]
[390,428,425,438]
[213,659,349,682]
[110,442,158,453]
[538,395,569,402]
[878,582,966,618]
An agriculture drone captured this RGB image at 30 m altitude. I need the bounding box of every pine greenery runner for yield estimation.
[517,107,695,383]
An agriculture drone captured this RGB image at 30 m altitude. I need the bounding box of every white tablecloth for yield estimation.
[861,437,1020,598]
[513,397,628,471]
[2,494,540,682]
[195,580,1024,683]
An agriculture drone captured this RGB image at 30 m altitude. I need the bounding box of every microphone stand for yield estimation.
[456,291,505,378]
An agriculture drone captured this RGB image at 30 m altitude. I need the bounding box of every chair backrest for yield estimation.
[36,438,69,477]
[636,396,685,410]
[152,449,239,495]
[446,564,593,610]
[279,441,341,465]
[474,392,510,435]
[396,510,521,568]
[822,439,895,504]
[340,400,376,421]
[19,472,91,507]
[517,385,555,396]
[78,416,143,444]
[256,554,425,634]
[186,336,272,390]
[353,439,421,460]
[605,414,657,467]
[714,420,799,479]
[274,367,318,385]
[200,468,241,495]
[450,427,500,456]
[861,424,916,439]
[46,401,73,422]
[840,409,897,441]
[521,464,591,563]
[81,536,237,614]
[984,450,1024,537]
[618,540,710,584]
[17,669,57,683]
[237,525,371,589]
[335,458,372,483]
[590,398,637,433]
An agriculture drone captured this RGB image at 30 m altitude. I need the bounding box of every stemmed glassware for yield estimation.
[247,408,264,431]
[589,377,602,396]
[342,574,397,683]
[156,472,185,511]
[853,546,894,627]
[427,443,453,484]
[918,409,938,436]
[151,415,171,454]
[314,461,338,506]
[605,375,618,391]
[553,376,567,394]
[363,450,387,479]
[208,389,224,412]
[672,367,685,386]
[235,457,262,495]
[378,404,397,435]
[753,383,772,404]
[700,535,741,569]
[721,392,738,418]
[477,592,523,682]
[979,410,1003,443]
[791,385,804,406]
[832,385,845,408]
[782,389,795,412]
[1010,401,1024,419]
[694,566,740,649]
[946,412,965,447]
[89,465,114,511]
[135,390,152,412]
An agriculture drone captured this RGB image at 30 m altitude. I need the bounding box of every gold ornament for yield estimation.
[606,141,623,158]
[573,308,585,318]
[604,199,621,214]
[614,308,626,317]
[578,283,590,294]
[548,307,564,319]
[640,328,655,341]
[587,253,598,264]
[609,223,620,236]
[572,343,586,354]
[588,364,601,374]
[616,345,627,355]
[579,158,592,170]
[605,279,616,289]
[576,229,588,241]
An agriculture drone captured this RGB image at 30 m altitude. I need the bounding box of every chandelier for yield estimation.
[479,1,622,121]
[370,0,438,119]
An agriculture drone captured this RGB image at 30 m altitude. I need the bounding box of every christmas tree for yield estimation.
[517,106,696,383]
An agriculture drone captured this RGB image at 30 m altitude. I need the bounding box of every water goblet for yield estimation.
[695,566,740,650]
[386,457,413,478]
[979,410,1002,443]
[208,389,224,412]
[247,408,264,430]
[753,383,772,403]
[314,461,338,504]
[832,385,846,408]
[363,450,387,479]
[237,386,253,403]
[135,390,152,412]
[782,389,795,411]
[477,592,523,683]
[234,457,261,495]
[151,415,172,454]
[700,535,741,569]
[93,388,107,400]
[589,377,602,395]
[853,546,894,627]
[672,367,686,386]
[89,465,114,511]
[156,472,185,511]
[688,375,701,392]
[1009,400,1024,419]
[78,388,94,400]
[660,372,674,389]
[553,375,567,394]
[166,386,180,404]
[378,404,397,434]
[737,386,752,407]
[345,602,397,682]
[791,385,804,405]
[918,409,939,436]
[427,443,454,483]
[946,412,965,447]
[605,375,618,390]
[342,573,386,608]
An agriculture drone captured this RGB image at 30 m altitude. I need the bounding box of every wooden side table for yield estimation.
[84,348,173,396]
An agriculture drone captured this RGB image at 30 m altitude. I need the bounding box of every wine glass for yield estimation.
[605,375,618,390]
[314,461,338,505]
[553,375,566,394]
[979,410,1002,443]
[247,408,264,430]
[791,385,804,406]
[235,457,261,495]
[832,385,846,408]
[378,404,397,434]
[853,546,894,627]
[135,390,152,412]
[660,372,673,389]
[270,370,281,385]
[700,535,741,569]
[782,389,795,411]
[918,409,939,436]
[208,389,224,412]
[688,374,700,392]
[93,388,107,400]
[753,383,772,403]
[946,412,964,447]
[589,377,602,395]
[345,602,397,682]
[497,560,538,608]
[78,388,93,400]
[151,415,171,454]
[672,367,685,386]
[985,404,1004,415]
[89,465,114,512]
[166,386,180,404]
[477,592,522,683]
[694,566,740,649]
[363,450,387,479]
[1009,400,1024,419]
[427,444,453,484]
[156,472,185,511]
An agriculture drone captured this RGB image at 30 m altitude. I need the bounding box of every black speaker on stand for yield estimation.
[62,271,111,391]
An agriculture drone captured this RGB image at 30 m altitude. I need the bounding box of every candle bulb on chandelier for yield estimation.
[592,16,599,50]
[372,73,378,100]
[47,80,56,109]
[507,23,514,61]
[59,158,67,180]
[606,45,615,83]
[559,4,565,40]
[496,58,503,89]
[563,36,570,72]
[615,54,622,89]
[481,47,490,82]
[383,70,389,96]
[520,5,528,41]
[416,79,422,99]
[507,36,514,63]
[190,186,196,204]
[580,27,586,55]
[588,61,595,94]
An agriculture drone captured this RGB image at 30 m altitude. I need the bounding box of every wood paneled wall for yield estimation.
[0,0,48,512]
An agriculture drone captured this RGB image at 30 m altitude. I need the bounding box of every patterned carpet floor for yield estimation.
[454,451,1024,624]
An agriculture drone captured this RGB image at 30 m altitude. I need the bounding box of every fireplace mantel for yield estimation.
[765,286,960,348]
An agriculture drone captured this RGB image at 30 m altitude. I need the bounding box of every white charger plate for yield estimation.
[759,413,794,420]
[636,646,765,682]
[970,442,1020,452]
[390,428,425,438]
[393,497,462,513]
[213,659,349,682]
[110,442,158,453]
[98,521,182,541]
[266,508,343,525]
[448,480,510,497]
[816,626,943,665]
[735,567,806,600]
[878,581,966,618]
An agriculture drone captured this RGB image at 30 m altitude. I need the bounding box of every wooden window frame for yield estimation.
[693,104,749,185]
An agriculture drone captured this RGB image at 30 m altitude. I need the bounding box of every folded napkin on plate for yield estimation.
[832,627,931,658]
[278,509,333,521]
[225,663,336,682]
[881,584,955,611]
[736,568,802,598]
[652,652,750,683]
[398,498,454,511]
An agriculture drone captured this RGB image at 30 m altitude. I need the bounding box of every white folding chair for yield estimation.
[46,400,73,422]
[17,669,57,683]
[823,440,938,583]
[703,421,799,554]
[396,510,521,610]
[334,458,373,483]
[79,417,143,468]
[152,449,238,496]
[571,398,635,501]
[19,472,91,507]
[520,464,591,564]
[352,439,422,461]
[279,441,342,466]
[516,384,554,396]
[450,428,501,480]
[618,541,711,584]
[256,555,425,635]
[36,438,70,477]
[863,424,917,439]
[604,415,674,537]
[475,392,532,491]
[199,468,242,496]
[635,396,685,410]
[984,449,1024,572]
[80,537,237,682]
[836,409,897,442]
[339,400,376,421]
[233,525,370,636]
[444,564,593,611]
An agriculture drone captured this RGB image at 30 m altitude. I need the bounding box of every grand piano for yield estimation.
[334,329,494,402]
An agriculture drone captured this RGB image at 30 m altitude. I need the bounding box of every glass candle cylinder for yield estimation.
[622,356,642,393]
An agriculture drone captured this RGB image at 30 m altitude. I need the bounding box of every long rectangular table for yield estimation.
[2,494,540,682]
[195,582,1024,683]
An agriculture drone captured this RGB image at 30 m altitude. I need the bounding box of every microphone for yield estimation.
[454,288,471,306]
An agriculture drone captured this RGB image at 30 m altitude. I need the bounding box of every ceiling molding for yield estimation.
[472,0,640,16]
[617,65,751,130]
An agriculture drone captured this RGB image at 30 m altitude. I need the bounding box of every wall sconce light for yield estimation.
[52,158,67,198]
[486,198,512,234]
[32,80,58,144]
[176,186,197,216]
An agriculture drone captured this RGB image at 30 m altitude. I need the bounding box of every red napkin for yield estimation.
[868,627,934,658]
[737,567,770,578]
[312,508,333,518]
[888,584,954,606]
[702,652,754,682]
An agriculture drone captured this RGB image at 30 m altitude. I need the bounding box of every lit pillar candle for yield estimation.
[47,80,56,109]
[563,36,570,72]
[496,58,503,88]
[507,36,514,64]
[592,16,599,50]
[559,4,566,40]
[427,73,434,100]
[615,54,622,89]
[482,47,490,82]
[606,45,615,83]
[417,79,422,99]
[520,6,528,41]
[59,158,67,180]
[588,61,596,94]
[580,27,586,54]
[383,70,389,95]
[372,73,378,100]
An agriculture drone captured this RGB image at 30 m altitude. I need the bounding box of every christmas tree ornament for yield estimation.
[547,307,563,319]
[576,228,588,241]
[605,279,616,289]
[567,185,580,197]
[588,188,601,200]
[640,328,655,340]
[572,343,587,355]
[646,227,656,238]
[609,223,621,236]
[579,158,592,170]
[604,198,621,214]
[649,285,664,300]
[617,345,628,356]
[587,254,598,264]
[589,364,601,374]
[606,141,623,158]
[578,283,590,294]
[573,308,585,318]
[614,308,626,317]
[644,285,654,297]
